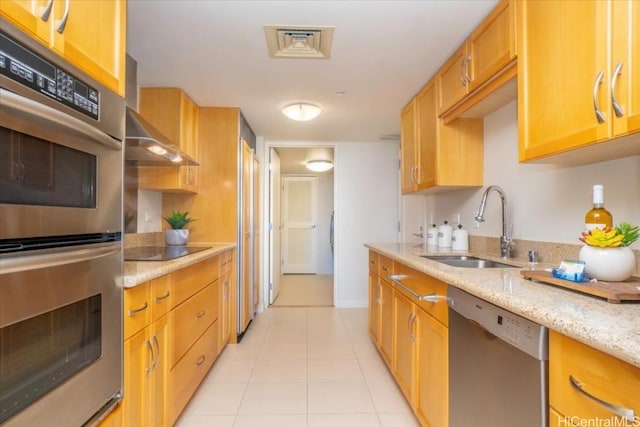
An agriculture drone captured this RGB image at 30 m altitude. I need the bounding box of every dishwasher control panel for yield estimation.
[448,287,548,360]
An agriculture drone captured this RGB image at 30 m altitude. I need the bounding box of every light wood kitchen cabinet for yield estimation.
[0,0,126,96]
[138,87,200,193]
[401,80,483,195]
[549,330,640,425]
[393,290,417,404]
[368,251,381,344]
[437,0,516,121]
[379,277,394,367]
[518,0,640,164]
[122,276,172,427]
[219,249,235,350]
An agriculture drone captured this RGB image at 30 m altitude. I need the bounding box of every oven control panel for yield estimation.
[0,31,99,120]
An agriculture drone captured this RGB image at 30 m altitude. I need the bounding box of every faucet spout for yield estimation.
[475,185,513,259]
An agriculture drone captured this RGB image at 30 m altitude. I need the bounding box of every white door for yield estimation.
[282,176,318,274]
[268,149,282,304]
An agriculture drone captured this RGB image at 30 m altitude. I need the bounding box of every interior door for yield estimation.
[241,139,253,331]
[268,149,282,304]
[282,176,318,274]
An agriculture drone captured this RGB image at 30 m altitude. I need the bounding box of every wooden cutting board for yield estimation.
[520,270,640,304]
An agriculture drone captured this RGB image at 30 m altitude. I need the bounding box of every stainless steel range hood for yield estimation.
[124,107,199,166]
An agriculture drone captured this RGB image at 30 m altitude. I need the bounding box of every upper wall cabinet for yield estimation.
[1,0,126,96]
[437,0,517,122]
[518,0,640,164]
[401,80,483,195]
[138,87,200,193]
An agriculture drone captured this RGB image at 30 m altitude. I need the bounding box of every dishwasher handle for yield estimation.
[569,375,636,421]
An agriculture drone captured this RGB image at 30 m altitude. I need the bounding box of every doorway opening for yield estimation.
[268,146,334,307]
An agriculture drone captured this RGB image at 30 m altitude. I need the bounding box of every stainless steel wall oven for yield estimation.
[0,19,124,426]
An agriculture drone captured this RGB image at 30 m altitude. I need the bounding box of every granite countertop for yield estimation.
[366,242,640,368]
[123,243,236,288]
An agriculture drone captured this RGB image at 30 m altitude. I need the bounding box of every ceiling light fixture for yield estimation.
[306,159,333,172]
[282,103,322,121]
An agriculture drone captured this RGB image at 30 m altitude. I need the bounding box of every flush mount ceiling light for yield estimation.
[282,103,322,121]
[306,159,333,172]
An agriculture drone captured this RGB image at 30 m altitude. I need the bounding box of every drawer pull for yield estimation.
[196,310,206,319]
[569,375,636,421]
[154,291,170,302]
[195,355,206,366]
[389,275,446,303]
[129,302,149,316]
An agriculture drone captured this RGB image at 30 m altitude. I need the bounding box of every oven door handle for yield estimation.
[0,88,121,151]
[0,243,120,275]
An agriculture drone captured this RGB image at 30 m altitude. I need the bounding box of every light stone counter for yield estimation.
[123,243,236,288]
[366,242,640,368]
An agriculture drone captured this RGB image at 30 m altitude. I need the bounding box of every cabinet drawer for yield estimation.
[392,263,448,326]
[170,321,218,423]
[172,257,219,307]
[369,251,379,275]
[150,274,172,321]
[550,331,640,422]
[124,282,151,340]
[379,255,393,278]
[170,283,219,367]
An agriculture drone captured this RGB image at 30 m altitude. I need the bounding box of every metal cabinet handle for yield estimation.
[464,55,472,84]
[569,375,635,421]
[195,355,206,366]
[129,302,149,316]
[611,62,625,118]
[593,71,606,123]
[145,340,154,376]
[408,312,417,343]
[56,0,70,33]
[152,336,160,371]
[196,310,206,319]
[460,56,468,86]
[154,291,170,302]
[40,0,54,21]
[389,275,445,303]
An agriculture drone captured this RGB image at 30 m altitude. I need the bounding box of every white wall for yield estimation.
[136,189,163,232]
[334,142,400,307]
[428,101,640,249]
[316,172,335,274]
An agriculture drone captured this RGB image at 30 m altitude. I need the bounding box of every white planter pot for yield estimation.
[578,245,635,282]
[165,229,189,246]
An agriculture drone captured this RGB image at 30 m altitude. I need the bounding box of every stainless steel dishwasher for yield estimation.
[448,287,548,427]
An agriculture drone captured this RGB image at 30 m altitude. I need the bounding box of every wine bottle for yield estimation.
[585,185,612,231]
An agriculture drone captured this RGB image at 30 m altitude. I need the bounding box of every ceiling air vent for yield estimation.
[264,25,335,59]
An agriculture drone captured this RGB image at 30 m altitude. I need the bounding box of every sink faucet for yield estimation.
[474,185,514,259]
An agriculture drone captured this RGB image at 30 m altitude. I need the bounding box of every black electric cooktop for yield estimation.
[124,245,211,261]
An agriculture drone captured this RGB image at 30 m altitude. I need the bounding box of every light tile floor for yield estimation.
[175,307,420,427]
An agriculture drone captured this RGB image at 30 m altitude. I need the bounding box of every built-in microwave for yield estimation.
[0,18,124,426]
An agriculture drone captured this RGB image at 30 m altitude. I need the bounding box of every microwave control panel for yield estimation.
[0,31,99,120]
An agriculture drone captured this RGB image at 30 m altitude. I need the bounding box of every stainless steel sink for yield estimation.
[420,255,518,269]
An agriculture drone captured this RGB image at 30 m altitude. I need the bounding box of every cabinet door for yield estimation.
[518,0,609,161]
[612,0,640,137]
[52,0,126,96]
[415,308,448,427]
[437,44,469,115]
[415,81,437,189]
[400,98,417,194]
[149,315,170,427]
[393,291,416,404]
[0,0,51,46]
[219,269,232,349]
[122,329,151,427]
[467,0,515,92]
[368,273,381,344]
[379,278,394,367]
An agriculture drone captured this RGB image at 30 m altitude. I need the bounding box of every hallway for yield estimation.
[272,275,334,307]
[175,307,419,426]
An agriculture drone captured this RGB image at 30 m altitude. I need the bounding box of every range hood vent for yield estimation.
[264,25,335,59]
[124,108,198,166]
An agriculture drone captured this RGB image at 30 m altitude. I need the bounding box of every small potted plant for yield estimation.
[163,210,196,246]
[579,222,639,281]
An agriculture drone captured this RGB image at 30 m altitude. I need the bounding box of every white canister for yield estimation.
[427,224,438,246]
[437,221,453,248]
[452,224,469,251]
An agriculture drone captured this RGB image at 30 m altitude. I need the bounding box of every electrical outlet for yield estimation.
[145,212,152,223]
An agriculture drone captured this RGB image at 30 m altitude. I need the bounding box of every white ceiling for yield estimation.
[127,0,499,144]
